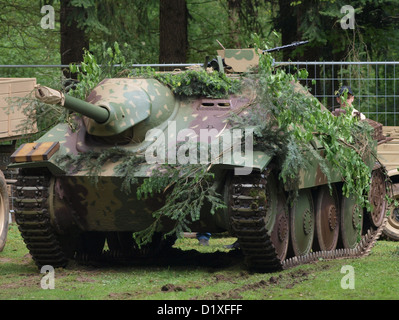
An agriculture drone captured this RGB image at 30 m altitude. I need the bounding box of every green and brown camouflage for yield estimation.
[217,48,261,72]
[8,48,388,271]
[216,41,309,73]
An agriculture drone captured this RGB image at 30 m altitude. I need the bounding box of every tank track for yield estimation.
[14,170,386,271]
[14,173,68,268]
[230,168,387,272]
[13,172,172,267]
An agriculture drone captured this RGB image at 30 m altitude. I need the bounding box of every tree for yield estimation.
[272,0,399,61]
[88,0,159,64]
[60,0,89,78]
[0,1,60,84]
[159,0,188,63]
[221,0,274,48]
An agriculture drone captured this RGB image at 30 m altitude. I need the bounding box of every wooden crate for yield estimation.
[0,78,38,140]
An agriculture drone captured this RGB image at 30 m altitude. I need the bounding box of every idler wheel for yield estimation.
[383,183,399,241]
[290,189,314,256]
[315,185,340,251]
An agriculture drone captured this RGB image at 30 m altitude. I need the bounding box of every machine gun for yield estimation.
[263,40,309,53]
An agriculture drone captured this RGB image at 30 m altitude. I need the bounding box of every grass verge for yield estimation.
[0,224,398,300]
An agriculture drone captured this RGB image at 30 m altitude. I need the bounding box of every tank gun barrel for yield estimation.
[264,40,309,53]
[35,85,109,124]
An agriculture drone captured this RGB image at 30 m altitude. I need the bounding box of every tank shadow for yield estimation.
[74,247,245,271]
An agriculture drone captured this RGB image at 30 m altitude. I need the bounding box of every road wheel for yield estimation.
[290,189,314,256]
[314,185,340,251]
[340,194,363,249]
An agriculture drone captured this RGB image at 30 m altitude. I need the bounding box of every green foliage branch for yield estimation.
[69,42,128,99]
[235,37,375,215]
[134,164,226,245]
[129,67,241,98]
[55,147,142,192]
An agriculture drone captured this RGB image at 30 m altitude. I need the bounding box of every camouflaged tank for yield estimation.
[9,48,389,271]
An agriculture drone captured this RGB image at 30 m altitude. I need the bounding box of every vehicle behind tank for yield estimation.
[376,126,399,241]
[0,78,38,252]
[9,45,389,271]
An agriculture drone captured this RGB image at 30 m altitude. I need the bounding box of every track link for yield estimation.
[14,174,68,268]
[230,168,387,272]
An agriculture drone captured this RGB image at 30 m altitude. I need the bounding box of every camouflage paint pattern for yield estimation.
[84,78,176,137]
[9,68,375,233]
[217,49,261,72]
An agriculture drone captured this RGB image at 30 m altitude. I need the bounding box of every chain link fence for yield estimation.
[1,60,399,125]
[277,61,399,126]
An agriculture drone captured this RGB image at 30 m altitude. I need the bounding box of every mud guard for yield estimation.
[7,160,65,176]
[212,150,272,175]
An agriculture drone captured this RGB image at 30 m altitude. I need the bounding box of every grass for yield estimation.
[0,223,398,300]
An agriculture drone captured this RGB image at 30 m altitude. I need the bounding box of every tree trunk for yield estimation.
[276,0,301,61]
[227,0,242,47]
[159,0,188,64]
[60,0,89,79]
